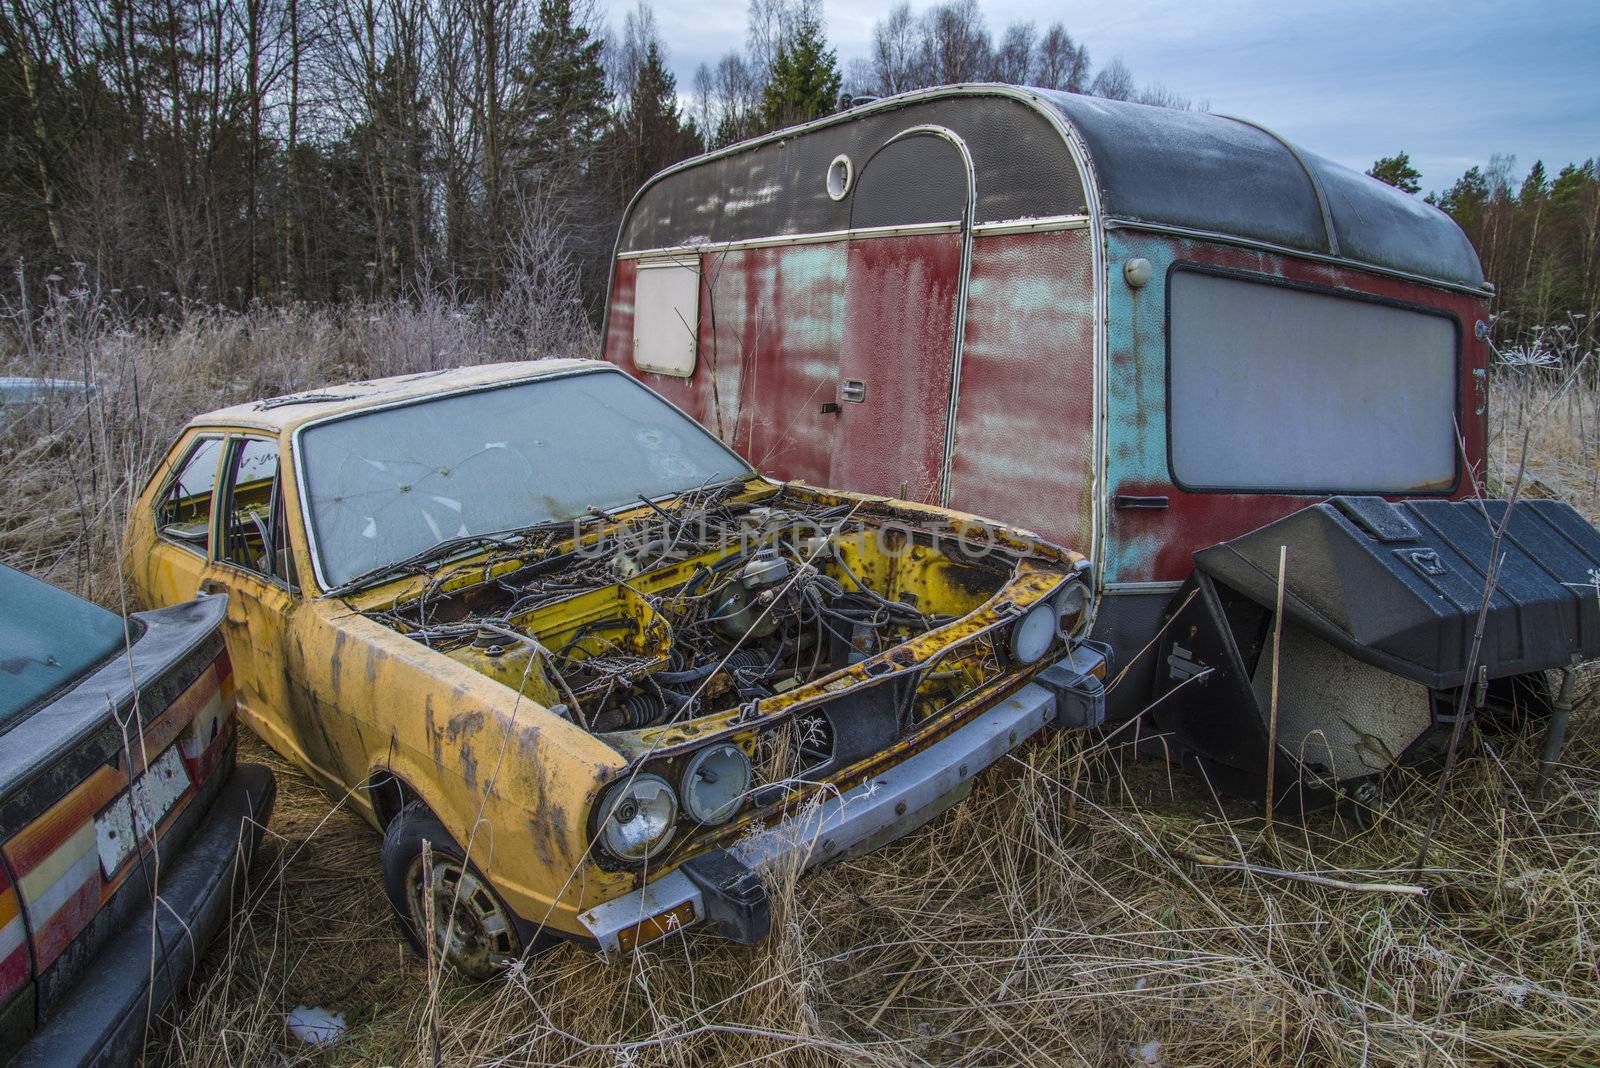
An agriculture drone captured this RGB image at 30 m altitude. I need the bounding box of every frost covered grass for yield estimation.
[2,297,1598,1066]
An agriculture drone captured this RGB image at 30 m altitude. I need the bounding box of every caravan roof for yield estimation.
[616,84,1484,292]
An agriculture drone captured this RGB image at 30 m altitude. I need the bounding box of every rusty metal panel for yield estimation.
[1102,229,1491,585]
[828,233,963,502]
[948,229,1097,550]
[607,242,848,486]
[705,243,846,481]
[606,256,713,430]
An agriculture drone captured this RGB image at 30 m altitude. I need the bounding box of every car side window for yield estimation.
[219,438,295,586]
[156,436,224,552]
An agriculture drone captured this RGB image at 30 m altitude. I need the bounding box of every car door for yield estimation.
[145,433,226,606]
[201,437,311,765]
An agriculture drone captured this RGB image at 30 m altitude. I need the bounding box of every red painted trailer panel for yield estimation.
[949,228,1097,551]
[1100,230,1490,585]
[829,233,963,502]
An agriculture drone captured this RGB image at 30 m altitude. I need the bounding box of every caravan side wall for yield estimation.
[1100,228,1490,589]
[604,223,1099,555]
[604,92,1100,557]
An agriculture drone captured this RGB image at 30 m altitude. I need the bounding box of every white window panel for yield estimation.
[633,259,701,377]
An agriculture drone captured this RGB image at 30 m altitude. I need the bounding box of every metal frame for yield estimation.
[152,432,228,560]
[631,256,703,378]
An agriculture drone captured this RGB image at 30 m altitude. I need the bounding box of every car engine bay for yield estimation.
[365,484,1075,744]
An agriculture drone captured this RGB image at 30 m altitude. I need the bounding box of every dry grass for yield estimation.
[3,293,1598,1067]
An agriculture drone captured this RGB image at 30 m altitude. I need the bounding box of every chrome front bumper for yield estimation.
[578,650,1100,957]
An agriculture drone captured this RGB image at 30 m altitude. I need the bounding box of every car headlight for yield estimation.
[1053,580,1090,638]
[596,773,678,861]
[681,743,752,825]
[1009,601,1057,665]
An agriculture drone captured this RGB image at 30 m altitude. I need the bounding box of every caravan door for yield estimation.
[827,129,971,504]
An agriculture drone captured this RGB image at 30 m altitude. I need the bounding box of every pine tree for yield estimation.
[759,12,841,132]
[602,41,700,207]
[509,0,609,180]
[1367,152,1421,194]
[1434,166,1489,230]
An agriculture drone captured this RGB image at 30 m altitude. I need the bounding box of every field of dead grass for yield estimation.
[3,291,1597,1067]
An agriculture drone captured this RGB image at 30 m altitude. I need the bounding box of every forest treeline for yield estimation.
[0,0,1180,312]
[1,0,1595,353]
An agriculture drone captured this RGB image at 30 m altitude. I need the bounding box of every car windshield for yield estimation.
[297,369,755,589]
[0,564,129,731]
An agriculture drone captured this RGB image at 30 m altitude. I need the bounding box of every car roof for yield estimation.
[186,357,605,434]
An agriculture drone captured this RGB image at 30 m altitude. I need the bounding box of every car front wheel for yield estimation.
[381,801,539,980]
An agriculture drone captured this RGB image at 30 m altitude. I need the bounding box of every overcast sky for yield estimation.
[628,0,1600,193]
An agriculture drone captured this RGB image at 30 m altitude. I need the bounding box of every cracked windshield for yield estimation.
[298,369,752,588]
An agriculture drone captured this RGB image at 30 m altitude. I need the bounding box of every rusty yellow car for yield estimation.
[123,359,1106,974]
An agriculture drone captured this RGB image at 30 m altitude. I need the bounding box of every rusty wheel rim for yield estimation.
[406,854,517,979]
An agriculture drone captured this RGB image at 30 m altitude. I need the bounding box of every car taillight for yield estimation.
[0,866,26,1007]
[176,648,237,785]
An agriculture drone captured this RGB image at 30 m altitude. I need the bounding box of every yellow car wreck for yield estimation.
[124,359,1107,973]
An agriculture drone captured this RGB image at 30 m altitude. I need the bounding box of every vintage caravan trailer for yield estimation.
[602,86,1600,805]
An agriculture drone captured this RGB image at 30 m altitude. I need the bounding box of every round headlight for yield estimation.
[1053,580,1090,638]
[681,743,752,825]
[1009,601,1056,665]
[596,773,678,862]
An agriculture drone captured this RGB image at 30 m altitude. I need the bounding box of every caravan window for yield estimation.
[632,258,700,377]
[1167,269,1458,494]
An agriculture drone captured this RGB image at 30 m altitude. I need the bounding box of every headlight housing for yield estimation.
[596,773,678,862]
[1052,579,1091,638]
[1009,601,1057,665]
[681,743,752,825]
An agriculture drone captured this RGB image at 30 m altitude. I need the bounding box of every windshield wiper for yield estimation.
[322,529,539,598]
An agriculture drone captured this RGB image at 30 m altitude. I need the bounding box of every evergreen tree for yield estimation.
[602,41,700,207]
[509,0,609,180]
[1367,152,1421,194]
[1433,165,1489,230]
[1519,160,1548,205]
[760,12,841,131]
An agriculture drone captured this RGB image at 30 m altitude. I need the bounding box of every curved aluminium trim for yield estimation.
[614,216,1089,261]
[1103,218,1495,298]
[860,124,978,511]
[1219,113,1339,258]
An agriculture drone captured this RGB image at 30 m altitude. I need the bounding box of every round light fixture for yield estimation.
[1053,581,1090,638]
[596,773,678,862]
[1009,602,1056,665]
[681,743,752,825]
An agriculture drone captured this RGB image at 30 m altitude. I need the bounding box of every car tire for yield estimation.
[381,801,551,979]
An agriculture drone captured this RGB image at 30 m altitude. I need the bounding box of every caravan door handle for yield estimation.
[840,379,867,403]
